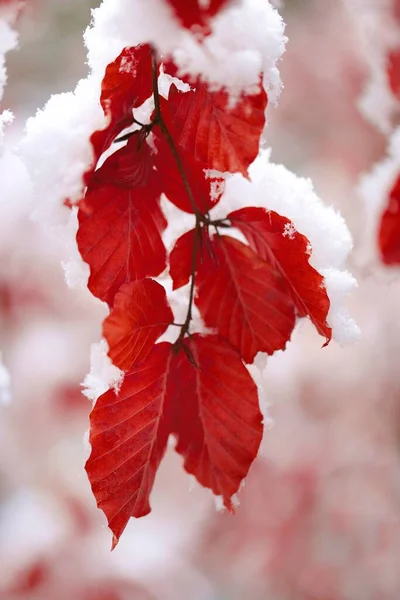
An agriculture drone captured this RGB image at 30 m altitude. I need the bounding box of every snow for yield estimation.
[86,0,286,101]
[61,208,91,289]
[82,340,124,402]
[20,79,103,226]
[0,354,11,405]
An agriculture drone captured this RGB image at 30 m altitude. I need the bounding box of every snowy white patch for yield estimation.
[82,340,124,402]
[247,358,274,428]
[20,78,103,225]
[86,0,286,102]
[214,495,226,512]
[158,70,191,98]
[83,429,91,461]
[61,208,90,289]
[0,109,14,140]
[209,178,226,202]
[0,354,11,405]
[283,221,296,239]
[171,0,286,103]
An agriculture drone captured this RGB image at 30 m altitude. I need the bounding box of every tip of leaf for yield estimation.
[321,329,332,348]
[224,497,235,514]
[111,533,119,551]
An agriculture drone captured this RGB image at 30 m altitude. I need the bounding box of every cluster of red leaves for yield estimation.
[75,4,331,547]
[379,1,400,264]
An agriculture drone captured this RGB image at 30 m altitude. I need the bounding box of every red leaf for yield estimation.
[169,226,212,290]
[379,174,400,264]
[169,229,196,289]
[195,235,296,363]
[388,48,400,100]
[154,133,223,214]
[154,98,225,213]
[85,343,174,548]
[103,279,174,371]
[93,134,155,188]
[90,44,153,171]
[229,207,332,344]
[171,334,263,508]
[77,184,167,306]
[167,0,230,30]
[166,81,267,176]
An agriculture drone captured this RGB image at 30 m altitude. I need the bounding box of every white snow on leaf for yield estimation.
[86,0,286,102]
[82,340,124,402]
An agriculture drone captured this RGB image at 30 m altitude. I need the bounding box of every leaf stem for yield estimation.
[151,49,202,220]
[150,49,234,349]
[151,46,206,347]
[175,217,201,345]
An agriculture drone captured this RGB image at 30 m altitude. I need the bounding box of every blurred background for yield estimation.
[1,1,400,599]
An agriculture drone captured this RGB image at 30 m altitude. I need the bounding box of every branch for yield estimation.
[151,48,202,220]
[151,47,206,347]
